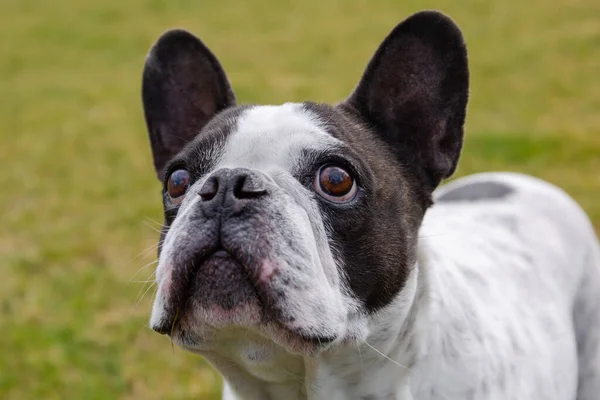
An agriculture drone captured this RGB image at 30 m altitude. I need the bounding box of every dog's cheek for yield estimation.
[324,196,417,312]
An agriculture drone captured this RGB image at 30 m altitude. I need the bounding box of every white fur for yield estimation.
[151,103,365,360]
[217,172,600,400]
[150,105,600,400]
[218,103,342,172]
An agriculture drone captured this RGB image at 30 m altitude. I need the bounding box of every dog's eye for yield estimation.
[167,169,190,205]
[314,165,357,203]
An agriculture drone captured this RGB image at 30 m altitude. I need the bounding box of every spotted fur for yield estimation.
[141,10,600,400]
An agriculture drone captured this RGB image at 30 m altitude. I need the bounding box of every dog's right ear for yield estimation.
[142,30,236,179]
[342,11,469,192]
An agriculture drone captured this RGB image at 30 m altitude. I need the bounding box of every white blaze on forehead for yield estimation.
[218,103,341,171]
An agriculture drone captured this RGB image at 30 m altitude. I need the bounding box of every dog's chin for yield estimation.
[168,303,338,357]
[171,319,336,357]
[152,251,339,356]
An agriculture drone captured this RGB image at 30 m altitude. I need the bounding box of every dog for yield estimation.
[140,10,600,400]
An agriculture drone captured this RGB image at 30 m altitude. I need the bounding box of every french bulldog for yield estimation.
[141,10,600,400]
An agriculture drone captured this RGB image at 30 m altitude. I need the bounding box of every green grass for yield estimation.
[1,0,599,398]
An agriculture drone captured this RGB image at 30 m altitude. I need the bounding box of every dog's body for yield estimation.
[218,172,600,400]
[140,11,600,400]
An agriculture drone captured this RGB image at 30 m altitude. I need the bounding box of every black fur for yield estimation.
[437,181,514,202]
[345,11,469,193]
[302,102,424,311]
[142,29,236,179]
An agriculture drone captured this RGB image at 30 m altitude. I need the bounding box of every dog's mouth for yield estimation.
[151,245,338,354]
[152,247,261,333]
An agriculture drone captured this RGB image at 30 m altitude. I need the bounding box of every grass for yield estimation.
[1,0,598,398]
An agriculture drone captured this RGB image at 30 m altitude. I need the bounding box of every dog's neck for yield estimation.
[213,249,438,400]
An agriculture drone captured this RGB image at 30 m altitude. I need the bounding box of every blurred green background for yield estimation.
[1,0,599,399]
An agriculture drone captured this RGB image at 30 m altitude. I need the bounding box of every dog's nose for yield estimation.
[199,168,267,206]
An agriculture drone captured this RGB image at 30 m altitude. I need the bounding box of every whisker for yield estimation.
[216,360,241,370]
[144,216,165,228]
[418,232,450,239]
[363,341,409,370]
[170,307,180,351]
[139,241,162,258]
[129,273,158,315]
[278,367,305,385]
[135,272,156,301]
[130,278,158,283]
[143,221,163,234]
[132,273,153,303]
[128,259,159,283]
[129,239,163,262]
[136,281,157,308]
[358,342,364,374]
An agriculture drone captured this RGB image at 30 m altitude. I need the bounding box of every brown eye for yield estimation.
[167,169,190,205]
[314,165,357,203]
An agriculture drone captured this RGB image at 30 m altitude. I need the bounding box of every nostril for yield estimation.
[199,177,218,201]
[233,174,267,199]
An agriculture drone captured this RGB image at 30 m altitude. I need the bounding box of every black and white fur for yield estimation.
[141,11,600,400]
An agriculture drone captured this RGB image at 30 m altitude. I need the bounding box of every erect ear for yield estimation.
[142,29,236,179]
[343,11,469,191]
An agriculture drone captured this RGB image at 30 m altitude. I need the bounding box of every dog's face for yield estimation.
[143,11,468,357]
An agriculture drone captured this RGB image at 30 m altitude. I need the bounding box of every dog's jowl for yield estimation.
[140,10,600,400]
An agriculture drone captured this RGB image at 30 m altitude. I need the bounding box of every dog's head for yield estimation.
[143,11,468,356]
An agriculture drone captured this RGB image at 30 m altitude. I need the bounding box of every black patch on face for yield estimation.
[296,11,468,313]
[437,181,514,203]
[161,106,253,185]
[302,102,426,312]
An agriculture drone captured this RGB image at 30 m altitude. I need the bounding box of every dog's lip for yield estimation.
[211,249,231,258]
[170,320,338,355]
[294,333,337,346]
[152,247,253,336]
[266,319,337,347]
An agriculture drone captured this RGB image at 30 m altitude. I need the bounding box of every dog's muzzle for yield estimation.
[151,168,276,333]
[151,166,348,353]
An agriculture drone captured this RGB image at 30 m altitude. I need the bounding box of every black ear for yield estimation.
[344,11,469,191]
[142,29,236,179]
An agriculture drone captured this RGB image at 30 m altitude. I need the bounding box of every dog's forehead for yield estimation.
[216,103,341,171]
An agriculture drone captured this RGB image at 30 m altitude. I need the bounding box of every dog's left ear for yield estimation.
[342,11,469,191]
[142,29,236,179]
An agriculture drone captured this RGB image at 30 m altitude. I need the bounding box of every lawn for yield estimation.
[1,0,598,399]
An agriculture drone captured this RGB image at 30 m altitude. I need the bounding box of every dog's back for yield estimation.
[414,172,600,399]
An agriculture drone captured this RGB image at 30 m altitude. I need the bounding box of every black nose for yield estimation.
[198,168,267,207]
